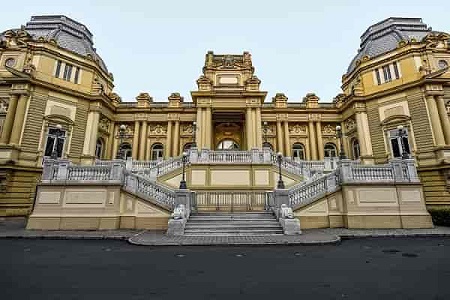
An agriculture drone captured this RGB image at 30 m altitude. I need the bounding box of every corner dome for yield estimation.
[346,17,431,74]
[23,15,108,73]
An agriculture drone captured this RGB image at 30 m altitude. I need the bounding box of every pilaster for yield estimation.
[425,94,445,146]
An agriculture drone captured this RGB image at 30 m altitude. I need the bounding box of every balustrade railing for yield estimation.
[194,191,267,211]
[123,172,176,209]
[289,171,340,209]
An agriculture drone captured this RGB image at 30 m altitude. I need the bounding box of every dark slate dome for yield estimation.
[23,15,108,73]
[346,17,431,74]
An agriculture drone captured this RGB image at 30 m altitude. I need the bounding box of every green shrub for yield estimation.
[428,208,450,226]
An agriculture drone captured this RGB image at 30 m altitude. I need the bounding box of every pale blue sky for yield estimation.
[2,0,450,102]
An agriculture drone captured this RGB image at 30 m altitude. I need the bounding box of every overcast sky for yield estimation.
[2,0,450,102]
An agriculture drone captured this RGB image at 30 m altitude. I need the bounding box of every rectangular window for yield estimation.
[393,62,400,79]
[382,65,392,82]
[74,67,80,84]
[44,128,66,158]
[63,64,73,81]
[389,128,411,158]
[375,69,382,85]
[55,61,62,78]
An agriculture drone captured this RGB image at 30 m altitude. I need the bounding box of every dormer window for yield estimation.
[373,62,401,85]
[54,60,81,84]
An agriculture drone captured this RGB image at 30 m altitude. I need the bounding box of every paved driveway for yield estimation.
[0,237,449,299]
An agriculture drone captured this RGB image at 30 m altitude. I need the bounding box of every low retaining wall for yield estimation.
[27,183,171,230]
[294,183,433,229]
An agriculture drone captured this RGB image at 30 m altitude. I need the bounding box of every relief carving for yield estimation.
[322,124,336,135]
[149,124,167,136]
[288,124,307,135]
[99,117,111,133]
[345,118,356,132]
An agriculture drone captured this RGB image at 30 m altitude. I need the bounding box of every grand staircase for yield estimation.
[184,211,284,236]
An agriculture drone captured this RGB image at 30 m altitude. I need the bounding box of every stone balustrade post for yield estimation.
[403,159,419,182]
[251,148,260,163]
[262,148,272,163]
[126,157,133,171]
[42,159,57,180]
[200,149,209,162]
[189,147,198,163]
[175,189,192,219]
[324,157,331,171]
[126,174,138,193]
[56,159,70,181]
[338,159,353,183]
[111,161,124,182]
[390,158,404,182]
[273,189,290,220]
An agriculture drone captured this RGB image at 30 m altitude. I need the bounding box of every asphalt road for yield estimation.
[0,237,449,300]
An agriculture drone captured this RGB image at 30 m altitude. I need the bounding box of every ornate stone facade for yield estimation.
[1,15,450,216]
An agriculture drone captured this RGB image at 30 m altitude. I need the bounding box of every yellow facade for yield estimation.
[1,16,450,216]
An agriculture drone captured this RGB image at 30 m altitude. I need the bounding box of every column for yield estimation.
[246,108,253,150]
[107,121,115,159]
[355,112,374,159]
[0,94,19,144]
[196,107,202,149]
[283,121,290,157]
[139,121,148,160]
[9,94,29,145]
[165,121,172,158]
[88,111,100,156]
[308,121,318,160]
[251,109,257,148]
[255,108,262,148]
[426,95,445,146]
[132,121,140,158]
[316,121,323,160]
[205,107,212,149]
[111,123,119,159]
[173,120,180,156]
[436,95,450,145]
[276,120,284,154]
[202,108,207,149]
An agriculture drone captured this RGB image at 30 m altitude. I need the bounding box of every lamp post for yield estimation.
[397,125,410,159]
[116,124,127,159]
[179,152,188,189]
[263,121,268,145]
[336,125,347,160]
[192,121,197,148]
[50,124,64,159]
[276,152,285,189]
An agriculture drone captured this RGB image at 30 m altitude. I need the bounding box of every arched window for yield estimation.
[183,143,194,152]
[151,143,164,160]
[324,143,337,158]
[119,142,132,159]
[262,142,273,150]
[216,139,239,150]
[44,126,66,158]
[292,143,305,160]
[352,139,360,160]
[95,138,104,159]
[389,128,411,158]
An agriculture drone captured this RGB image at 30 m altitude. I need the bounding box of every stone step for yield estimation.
[183,229,284,234]
[187,221,280,226]
[188,218,278,222]
[185,224,282,229]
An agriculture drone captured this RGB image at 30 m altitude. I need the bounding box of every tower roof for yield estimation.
[346,17,431,74]
[22,15,108,73]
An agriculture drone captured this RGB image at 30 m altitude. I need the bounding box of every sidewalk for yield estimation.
[2,217,450,246]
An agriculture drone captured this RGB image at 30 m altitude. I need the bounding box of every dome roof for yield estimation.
[23,15,108,73]
[346,17,431,74]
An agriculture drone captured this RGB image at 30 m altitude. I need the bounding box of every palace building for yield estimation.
[0,15,449,226]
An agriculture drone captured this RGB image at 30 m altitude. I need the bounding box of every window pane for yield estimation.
[391,138,401,158]
[56,137,64,158]
[402,136,410,154]
[44,137,55,157]
[375,69,381,85]
[74,67,80,84]
[55,61,61,78]
[393,62,400,79]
